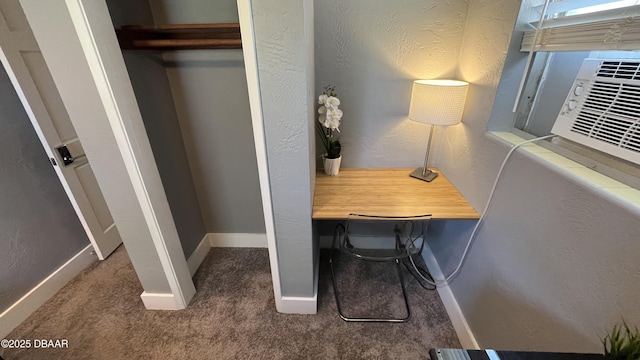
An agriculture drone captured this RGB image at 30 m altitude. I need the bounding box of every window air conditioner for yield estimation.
[552,59,640,165]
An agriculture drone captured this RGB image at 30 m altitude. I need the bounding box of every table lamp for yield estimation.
[408,79,469,182]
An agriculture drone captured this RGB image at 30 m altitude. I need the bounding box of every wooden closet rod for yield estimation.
[116,23,242,50]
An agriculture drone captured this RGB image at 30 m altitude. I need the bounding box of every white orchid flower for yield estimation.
[328,118,341,131]
[318,89,341,125]
[326,107,343,120]
[324,112,334,122]
[325,96,340,109]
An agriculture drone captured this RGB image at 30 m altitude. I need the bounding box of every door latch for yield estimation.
[55,145,74,166]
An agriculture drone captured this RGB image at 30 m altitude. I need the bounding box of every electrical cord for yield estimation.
[396,220,437,290]
[407,134,557,287]
[402,257,437,290]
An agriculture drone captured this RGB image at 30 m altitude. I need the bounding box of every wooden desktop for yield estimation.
[313,168,479,220]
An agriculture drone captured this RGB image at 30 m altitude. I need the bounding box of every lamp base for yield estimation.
[410,167,438,182]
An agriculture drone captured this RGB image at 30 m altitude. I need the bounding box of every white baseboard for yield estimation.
[0,245,96,338]
[186,233,268,277]
[422,243,479,349]
[208,233,267,248]
[140,291,185,310]
[187,234,211,276]
[183,232,316,315]
[278,294,318,314]
[274,242,319,315]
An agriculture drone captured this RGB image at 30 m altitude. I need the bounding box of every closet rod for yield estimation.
[116,23,242,50]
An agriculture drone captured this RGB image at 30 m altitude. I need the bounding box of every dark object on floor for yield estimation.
[429,348,604,360]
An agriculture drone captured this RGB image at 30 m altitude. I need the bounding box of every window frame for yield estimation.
[488,0,640,191]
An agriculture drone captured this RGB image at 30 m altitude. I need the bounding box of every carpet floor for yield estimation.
[1,246,460,359]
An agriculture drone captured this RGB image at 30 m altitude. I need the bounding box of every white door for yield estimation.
[0,0,121,259]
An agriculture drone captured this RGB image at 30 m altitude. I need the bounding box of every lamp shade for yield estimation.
[408,79,469,126]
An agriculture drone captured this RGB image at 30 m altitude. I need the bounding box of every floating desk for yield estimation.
[313,168,479,220]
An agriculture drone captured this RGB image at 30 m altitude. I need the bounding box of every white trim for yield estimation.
[187,235,211,277]
[491,131,640,214]
[208,233,267,248]
[238,0,285,313]
[435,283,480,349]
[280,294,318,314]
[422,243,480,349]
[139,292,181,310]
[0,245,95,338]
[186,233,270,276]
[312,242,319,314]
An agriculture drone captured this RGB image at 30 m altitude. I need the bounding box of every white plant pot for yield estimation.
[323,155,341,176]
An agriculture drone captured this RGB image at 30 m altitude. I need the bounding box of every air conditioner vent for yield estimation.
[597,61,640,80]
[570,81,640,153]
[551,58,640,165]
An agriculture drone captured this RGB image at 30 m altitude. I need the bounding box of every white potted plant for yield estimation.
[317,85,343,176]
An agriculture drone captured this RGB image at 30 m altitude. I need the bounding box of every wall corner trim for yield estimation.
[278,294,318,314]
[422,243,480,349]
[0,245,95,338]
[140,292,184,310]
[237,0,285,315]
[187,234,211,276]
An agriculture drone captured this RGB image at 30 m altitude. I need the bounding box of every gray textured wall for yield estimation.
[149,0,238,23]
[106,0,207,259]
[252,0,316,297]
[0,63,90,312]
[314,0,469,169]
[151,0,265,234]
[124,52,207,258]
[432,0,640,353]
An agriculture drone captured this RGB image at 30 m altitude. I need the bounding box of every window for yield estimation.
[507,0,640,189]
[565,0,639,16]
[521,1,640,52]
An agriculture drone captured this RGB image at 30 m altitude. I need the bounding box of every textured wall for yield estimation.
[150,0,265,234]
[252,0,316,297]
[123,52,207,258]
[107,0,207,259]
[314,0,469,168]
[149,0,238,23]
[0,63,89,312]
[430,0,640,353]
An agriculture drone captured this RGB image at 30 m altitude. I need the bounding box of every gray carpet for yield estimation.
[1,246,460,359]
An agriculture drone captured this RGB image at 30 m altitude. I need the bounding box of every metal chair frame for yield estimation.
[329,213,431,323]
